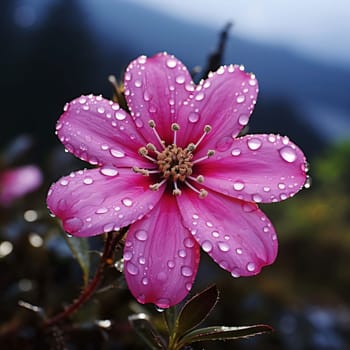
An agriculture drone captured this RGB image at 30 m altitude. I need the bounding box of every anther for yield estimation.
[196,175,205,183]
[149,179,167,191]
[138,146,157,162]
[173,181,182,196]
[148,120,156,128]
[199,189,208,198]
[194,124,212,148]
[204,125,212,133]
[192,150,215,164]
[171,123,180,144]
[186,143,196,152]
[146,143,158,153]
[133,166,149,176]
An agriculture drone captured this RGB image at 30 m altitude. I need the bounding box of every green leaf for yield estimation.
[63,233,90,285]
[163,306,177,334]
[177,324,273,349]
[174,284,218,337]
[128,313,167,350]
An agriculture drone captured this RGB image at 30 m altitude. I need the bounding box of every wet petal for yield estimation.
[47,168,163,237]
[177,65,258,150]
[56,95,149,168]
[124,193,200,308]
[0,165,43,206]
[124,52,193,145]
[198,134,307,203]
[177,190,277,277]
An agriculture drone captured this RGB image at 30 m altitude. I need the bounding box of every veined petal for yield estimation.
[47,168,163,237]
[124,193,200,308]
[177,65,258,150]
[124,52,193,145]
[198,134,307,203]
[177,190,277,278]
[56,95,150,168]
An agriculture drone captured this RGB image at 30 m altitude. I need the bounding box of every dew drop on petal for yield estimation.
[188,112,200,123]
[96,207,109,214]
[236,95,245,104]
[238,114,249,126]
[181,266,193,277]
[211,231,220,238]
[60,179,69,186]
[231,148,241,156]
[141,277,149,285]
[236,248,243,255]
[247,262,256,272]
[178,249,187,258]
[122,198,133,207]
[247,138,262,151]
[175,75,185,84]
[218,241,230,252]
[156,298,170,309]
[100,166,119,177]
[185,282,192,291]
[279,146,297,163]
[126,262,139,275]
[202,240,213,252]
[83,177,93,185]
[167,260,175,269]
[233,181,245,191]
[184,237,195,248]
[252,194,263,203]
[195,92,205,101]
[110,149,125,158]
[124,251,133,261]
[97,107,105,114]
[135,229,148,241]
[304,175,312,189]
[115,111,126,120]
[166,58,177,68]
[231,268,240,278]
[206,221,213,228]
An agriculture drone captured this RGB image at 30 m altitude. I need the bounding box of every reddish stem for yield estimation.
[43,230,124,328]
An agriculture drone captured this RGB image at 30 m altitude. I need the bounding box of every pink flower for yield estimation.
[47,52,307,308]
[0,165,43,206]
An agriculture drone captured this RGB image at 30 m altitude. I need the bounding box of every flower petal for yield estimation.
[0,165,43,206]
[56,95,150,168]
[198,134,307,203]
[124,193,200,308]
[177,190,277,277]
[177,65,258,150]
[47,168,163,237]
[124,52,193,145]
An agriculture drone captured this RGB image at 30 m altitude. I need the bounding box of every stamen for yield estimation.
[173,181,182,196]
[192,150,215,164]
[146,143,159,154]
[148,120,165,149]
[138,147,157,163]
[186,143,196,152]
[171,123,180,145]
[194,124,212,149]
[133,166,149,176]
[149,179,167,191]
[184,180,207,198]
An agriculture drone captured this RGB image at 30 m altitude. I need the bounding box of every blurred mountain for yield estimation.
[1,0,349,161]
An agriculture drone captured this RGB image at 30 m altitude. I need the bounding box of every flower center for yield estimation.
[134,120,214,198]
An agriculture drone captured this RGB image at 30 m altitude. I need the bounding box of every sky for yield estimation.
[128,0,350,67]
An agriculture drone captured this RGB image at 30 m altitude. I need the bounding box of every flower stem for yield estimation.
[43,229,126,328]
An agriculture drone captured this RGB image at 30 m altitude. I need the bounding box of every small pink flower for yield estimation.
[47,53,307,308]
[0,165,43,206]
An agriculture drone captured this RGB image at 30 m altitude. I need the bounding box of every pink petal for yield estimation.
[198,134,307,203]
[56,95,150,168]
[177,190,277,277]
[176,65,258,150]
[124,52,193,145]
[0,165,43,206]
[47,168,164,237]
[124,193,200,308]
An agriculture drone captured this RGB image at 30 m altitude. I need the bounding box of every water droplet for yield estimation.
[184,237,195,248]
[135,118,144,128]
[192,214,199,220]
[175,75,185,84]
[263,226,270,233]
[304,175,312,189]
[166,58,177,68]
[126,262,139,275]
[178,249,187,258]
[138,56,147,64]
[279,146,297,163]
[236,95,245,104]
[233,181,245,191]
[217,67,225,75]
[156,298,170,309]
[218,241,230,252]
[122,198,133,207]
[188,112,200,123]
[206,221,213,228]
[110,149,125,158]
[238,114,249,126]
[211,231,220,238]
[235,248,243,255]
[231,148,241,156]
[181,266,193,277]
[195,92,205,101]
[115,111,126,120]
[124,251,133,261]
[215,136,233,151]
[103,223,114,232]
[97,107,105,114]
[83,177,93,185]
[124,72,132,81]
[263,186,270,192]
[167,260,175,269]
[100,166,119,177]
[231,268,240,278]
[79,97,87,104]
[252,194,263,203]
[60,179,69,186]
[96,207,108,214]
[134,79,142,87]
[202,240,213,252]
[247,262,256,272]
[135,229,148,241]
[278,183,286,190]
[185,282,192,291]
[64,217,83,233]
[268,134,276,143]
[247,138,262,151]
[141,277,149,285]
